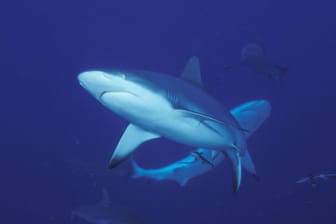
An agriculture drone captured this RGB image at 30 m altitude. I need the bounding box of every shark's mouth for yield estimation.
[99,91,138,100]
[99,91,110,99]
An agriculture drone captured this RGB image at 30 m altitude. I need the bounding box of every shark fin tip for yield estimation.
[232,187,240,195]
[108,159,122,169]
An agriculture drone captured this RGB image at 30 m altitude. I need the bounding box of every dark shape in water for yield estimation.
[296,173,336,187]
[72,188,148,224]
[224,41,288,85]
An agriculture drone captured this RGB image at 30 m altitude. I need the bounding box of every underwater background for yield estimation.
[1,0,336,223]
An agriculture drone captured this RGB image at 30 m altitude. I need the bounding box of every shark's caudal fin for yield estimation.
[232,100,271,138]
[109,124,160,169]
[231,100,271,178]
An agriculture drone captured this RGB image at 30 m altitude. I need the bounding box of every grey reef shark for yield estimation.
[131,99,271,186]
[224,41,288,84]
[72,188,147,224]
[78,56,270,193]
[296,173,336,187]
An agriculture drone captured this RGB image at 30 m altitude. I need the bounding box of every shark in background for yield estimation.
[71,188,147,224]
[296,173,336,187]
[224,41,288,83]
[131,100,271,186]
[78,56,270,192]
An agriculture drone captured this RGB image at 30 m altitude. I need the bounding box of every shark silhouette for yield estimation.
[131,100,271,186]
[225,42,287,82]
[71,188,147,224]
[78,56,268,192]
[296,173,336,187]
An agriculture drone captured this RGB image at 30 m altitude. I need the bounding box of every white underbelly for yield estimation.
[100,91,235,149]
[139,111,235,150]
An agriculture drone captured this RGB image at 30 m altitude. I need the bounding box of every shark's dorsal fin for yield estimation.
[181,56,203,88]
[100,188,111,207]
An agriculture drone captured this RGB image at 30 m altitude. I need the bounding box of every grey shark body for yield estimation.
[296,173,336,187]
[131,100,271,186]
[78,57,259,192]
[225,42,287,80]
[72,189,146,224]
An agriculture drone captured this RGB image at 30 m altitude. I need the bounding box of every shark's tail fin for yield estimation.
[130,157,145,179]
[231,100,271,178]
[232,100,271,138]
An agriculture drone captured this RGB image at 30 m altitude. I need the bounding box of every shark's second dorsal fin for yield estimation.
[100,188,111,207]
[181,56,203,88]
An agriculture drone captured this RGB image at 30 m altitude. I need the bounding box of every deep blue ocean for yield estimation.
[1,0,336,223]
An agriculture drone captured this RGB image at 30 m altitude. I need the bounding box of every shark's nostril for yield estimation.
[79,81,85,88]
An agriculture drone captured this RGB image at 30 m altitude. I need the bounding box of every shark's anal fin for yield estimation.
[241,150,257,176]
[222,149,242,194]
[108,124,160,169]
[181,56,203,88]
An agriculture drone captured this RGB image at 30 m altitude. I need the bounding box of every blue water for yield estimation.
[1,0,336,223]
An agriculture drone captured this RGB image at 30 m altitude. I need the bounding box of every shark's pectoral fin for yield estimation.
[108,124,160,169]
[222,149,242,193]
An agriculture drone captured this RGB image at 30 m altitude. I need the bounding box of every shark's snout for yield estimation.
[78,70,111,98]
[78,71,104,87]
